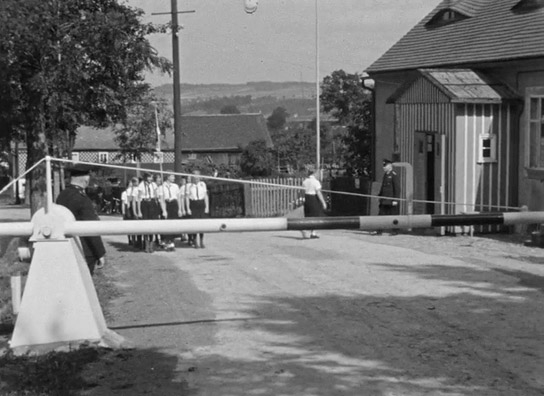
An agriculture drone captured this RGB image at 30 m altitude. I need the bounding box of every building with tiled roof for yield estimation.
[16,113,272,175]
[365,0,544,228]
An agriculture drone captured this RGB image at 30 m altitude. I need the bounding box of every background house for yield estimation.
[366,0,544,228]
[15,113,272,176]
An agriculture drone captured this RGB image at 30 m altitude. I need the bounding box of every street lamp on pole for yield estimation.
[152,5,195,182]
[315,0,320,172]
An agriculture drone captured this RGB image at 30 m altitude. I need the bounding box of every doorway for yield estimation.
[413,132,436,214]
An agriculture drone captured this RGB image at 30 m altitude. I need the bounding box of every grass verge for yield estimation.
[0,235,123,395]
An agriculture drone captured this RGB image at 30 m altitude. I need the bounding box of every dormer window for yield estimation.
[512,0,544,12]
[426,8,469,28]
[441,10,457,21]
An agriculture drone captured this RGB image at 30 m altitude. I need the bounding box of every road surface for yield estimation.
[79,223,544,396]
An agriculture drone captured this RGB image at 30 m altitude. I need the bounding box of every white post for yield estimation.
[45,155,53,214]
[440,133,446,236]
[10,273,22,315]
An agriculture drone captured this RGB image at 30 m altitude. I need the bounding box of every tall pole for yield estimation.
[151,6,194,179]
[315,0,320,171]
[171,0,183,177]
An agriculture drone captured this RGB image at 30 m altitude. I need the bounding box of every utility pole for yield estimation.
[152,3,194,179]
[315,0,321,173]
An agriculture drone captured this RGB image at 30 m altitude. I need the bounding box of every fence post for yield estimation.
[244,183,253,217]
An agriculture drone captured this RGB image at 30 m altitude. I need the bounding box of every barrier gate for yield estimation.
[2,157,542,355]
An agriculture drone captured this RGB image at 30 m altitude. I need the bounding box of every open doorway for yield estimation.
[413,131,436,214]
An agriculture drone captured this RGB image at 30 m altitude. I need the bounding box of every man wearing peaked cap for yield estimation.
[376,158,400,235]
[57,165,106,275]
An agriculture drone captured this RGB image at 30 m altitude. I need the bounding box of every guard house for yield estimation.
[366,0,544,233]
[387,69,521,219]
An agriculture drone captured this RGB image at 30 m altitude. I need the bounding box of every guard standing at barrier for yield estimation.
[159,173,180,250]
[376,159,400,235]
[138,173,159,252]
[56,166,106,274]
[186,170,209,248]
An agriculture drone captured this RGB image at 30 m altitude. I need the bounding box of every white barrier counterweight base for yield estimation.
[9,238,127,355]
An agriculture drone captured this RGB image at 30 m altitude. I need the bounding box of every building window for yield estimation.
[71,152,79,163]
[188,153,197,160]
[478,134,497,163]
[98,152,108,163]
[527,89,544,169]
[425,9,468,27]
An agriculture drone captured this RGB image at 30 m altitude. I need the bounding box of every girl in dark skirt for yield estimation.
[301,167,327,239]
[186,170,209,248]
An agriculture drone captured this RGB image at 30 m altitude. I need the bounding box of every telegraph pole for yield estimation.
[152,3,194,178]
[315,0,321,172]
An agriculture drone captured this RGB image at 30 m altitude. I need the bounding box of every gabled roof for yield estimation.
[386,68,521,104]
[73,113,272,152]
[173,114,272,151]
[367,0,544,73]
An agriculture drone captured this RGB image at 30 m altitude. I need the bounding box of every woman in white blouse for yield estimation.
[185,170,209,248]
[301,166,327,239]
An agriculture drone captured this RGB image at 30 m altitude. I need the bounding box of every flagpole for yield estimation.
[154,105,164,176]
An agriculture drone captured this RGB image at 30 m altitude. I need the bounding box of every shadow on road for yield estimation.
[171,260,544,395]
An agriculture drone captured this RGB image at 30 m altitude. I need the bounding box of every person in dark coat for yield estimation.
[376,158,400,235]
[56,166,106,274]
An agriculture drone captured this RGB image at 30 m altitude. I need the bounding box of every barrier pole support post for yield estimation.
[10,273,21,316]
[45,156,53,214]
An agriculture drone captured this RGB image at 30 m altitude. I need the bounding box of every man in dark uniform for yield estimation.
[56,166,106,274]
[376,158,400,235]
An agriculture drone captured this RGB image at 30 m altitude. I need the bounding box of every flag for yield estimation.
[154,107,161,152]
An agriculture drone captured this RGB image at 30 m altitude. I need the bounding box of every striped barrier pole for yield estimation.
[0,209,542,239]
[6,205,542,355]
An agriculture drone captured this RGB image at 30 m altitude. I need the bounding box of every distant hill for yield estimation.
[154,81,317,102]
[153,81,319,118]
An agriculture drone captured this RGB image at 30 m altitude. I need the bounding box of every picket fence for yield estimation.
[244,177,305,217]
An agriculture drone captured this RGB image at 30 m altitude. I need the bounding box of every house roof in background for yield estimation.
[73,113,272,151]
[173,114,272,151]
[367,0,544,73]
[387,68,521,104]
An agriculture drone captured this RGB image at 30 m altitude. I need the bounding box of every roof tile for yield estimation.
[367,0,544,72]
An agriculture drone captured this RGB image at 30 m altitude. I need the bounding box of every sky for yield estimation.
[124,0,441,86]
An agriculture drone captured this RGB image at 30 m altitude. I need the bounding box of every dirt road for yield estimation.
[80,226,544,396]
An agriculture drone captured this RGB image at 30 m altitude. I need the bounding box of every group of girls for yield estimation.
[120,170,209,252]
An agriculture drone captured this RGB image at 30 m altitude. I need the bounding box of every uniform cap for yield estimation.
[67,165,93,177]
[382,158,392,166]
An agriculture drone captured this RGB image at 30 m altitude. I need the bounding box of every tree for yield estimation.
[320,70,372,177]
[266,107,289,131]
[269,124,315,173]
[0,0,172,213]
[115,97,173,162]
[220,104,241,114]
[239,140,275,177]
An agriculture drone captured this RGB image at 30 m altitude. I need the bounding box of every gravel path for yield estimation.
[80,227,544,396]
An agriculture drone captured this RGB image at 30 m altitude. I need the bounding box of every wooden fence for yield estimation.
[208,176,370,219]
[244,177,304,217]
